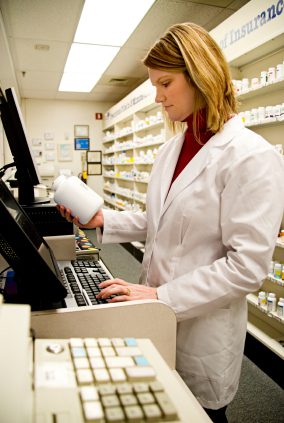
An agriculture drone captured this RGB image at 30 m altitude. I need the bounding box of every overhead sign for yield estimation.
[210,0,284,62]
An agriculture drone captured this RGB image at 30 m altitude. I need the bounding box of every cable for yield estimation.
[0,162,15,178]
[0,266,11,276]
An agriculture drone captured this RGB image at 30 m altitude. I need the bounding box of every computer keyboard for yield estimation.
[58,259,113,308]
[35,337,181,422]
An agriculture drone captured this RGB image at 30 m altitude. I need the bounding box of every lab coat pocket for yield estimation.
[178,213,192,245]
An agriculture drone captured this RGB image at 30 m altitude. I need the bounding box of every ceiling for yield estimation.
[0,0,250,106]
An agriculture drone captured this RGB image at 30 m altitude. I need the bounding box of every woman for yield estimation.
[59,23,284,422]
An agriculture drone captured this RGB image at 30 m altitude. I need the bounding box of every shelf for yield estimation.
[245,118,284,129]
[266,273,284,287]
[237,78,284,101]
[103,138,116,144]
[247,321,284,359]
[247,294,284,325]
[133,139,164,150]
[133,120,164,134]
[247,295,284,359]
[276,238,284,249]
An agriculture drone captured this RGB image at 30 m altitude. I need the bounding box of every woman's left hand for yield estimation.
[96,278,157,302]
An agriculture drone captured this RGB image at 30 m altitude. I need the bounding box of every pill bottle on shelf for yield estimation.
[274,262,282,279]
[277,298,284,317]
[267,292,277,312]
[258,291,267,307]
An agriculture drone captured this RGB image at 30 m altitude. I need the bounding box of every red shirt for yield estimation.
[170,109,213,187]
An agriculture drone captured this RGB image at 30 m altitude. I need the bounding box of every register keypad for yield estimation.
[69,337,179,422]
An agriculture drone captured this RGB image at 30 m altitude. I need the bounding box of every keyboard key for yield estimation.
[70,338,84,347]
[125,338,138,347]
[101,394,120,407]
[154,392,178,419]
[84,338,98,347]
[133,382,149,393]
[73,357,90,369]
[115,347,142,357]
[111,338,125,347]
[125,366,156,381]
[149,381,164,392]
[116,383,133,394]
[101,347,116,357]
[105,356,134,368]
[97,384,116,396]
[76,369,94,384]
[80,386,99,401]
[104,406,125,422]
[71,347,87,358]
[98,338,112,347]
[89,357,105,369]
[83,401,104,421]
[93,368,110,383]
[87,347,101,357]
[109,368,126,382]
[143,403,162,420]
[135,356,150,366]
[137,392,155,404]
[124,405,144,421]
[120,394,137,406]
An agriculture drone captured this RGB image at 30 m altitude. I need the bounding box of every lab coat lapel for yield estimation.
[160,115,244,217]
[161,141,211,216]
[150,133,185,223]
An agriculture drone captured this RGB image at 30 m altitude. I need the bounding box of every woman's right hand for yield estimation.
[56,205,104,229]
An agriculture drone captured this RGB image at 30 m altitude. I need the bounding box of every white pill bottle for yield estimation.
[52,175,103,224]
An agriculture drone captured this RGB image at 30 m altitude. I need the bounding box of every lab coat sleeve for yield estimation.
[157,149,284,321]
[96,208,148,244]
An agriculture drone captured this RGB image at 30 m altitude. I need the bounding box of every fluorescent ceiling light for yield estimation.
[59,44,119,92]
[74,0,156,46]
[59,0,155,93]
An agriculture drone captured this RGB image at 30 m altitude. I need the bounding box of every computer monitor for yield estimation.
[0,87,49,206]
[0,179,67,310]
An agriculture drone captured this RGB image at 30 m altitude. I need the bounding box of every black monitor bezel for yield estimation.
[0,87,46,206]
[0,179,67,310]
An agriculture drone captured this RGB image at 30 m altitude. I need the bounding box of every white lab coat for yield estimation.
[98,115,284,409]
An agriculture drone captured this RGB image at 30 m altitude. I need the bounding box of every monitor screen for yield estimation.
[0,87,48,206]
[74,137,90,150]
[0,179,67,310]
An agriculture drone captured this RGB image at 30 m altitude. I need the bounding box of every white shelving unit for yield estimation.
[209,0,284,359]
[102,83,174,213]
[231,45,284,357]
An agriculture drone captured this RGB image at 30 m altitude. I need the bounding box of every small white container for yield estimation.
[251,77,259,89]
[267,292,277,312]
[276,63,284,80]
[274,262,282,279]
[277,298,284,317]
[260,71,267,85]
[52,175,104,224]
[267,67,276,83]
[242,78,249,91]
[258,291,267,307]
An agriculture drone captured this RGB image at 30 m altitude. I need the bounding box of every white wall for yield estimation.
[19,98,113,197]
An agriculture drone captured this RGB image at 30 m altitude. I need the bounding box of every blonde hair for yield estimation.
[143,22,238,137]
